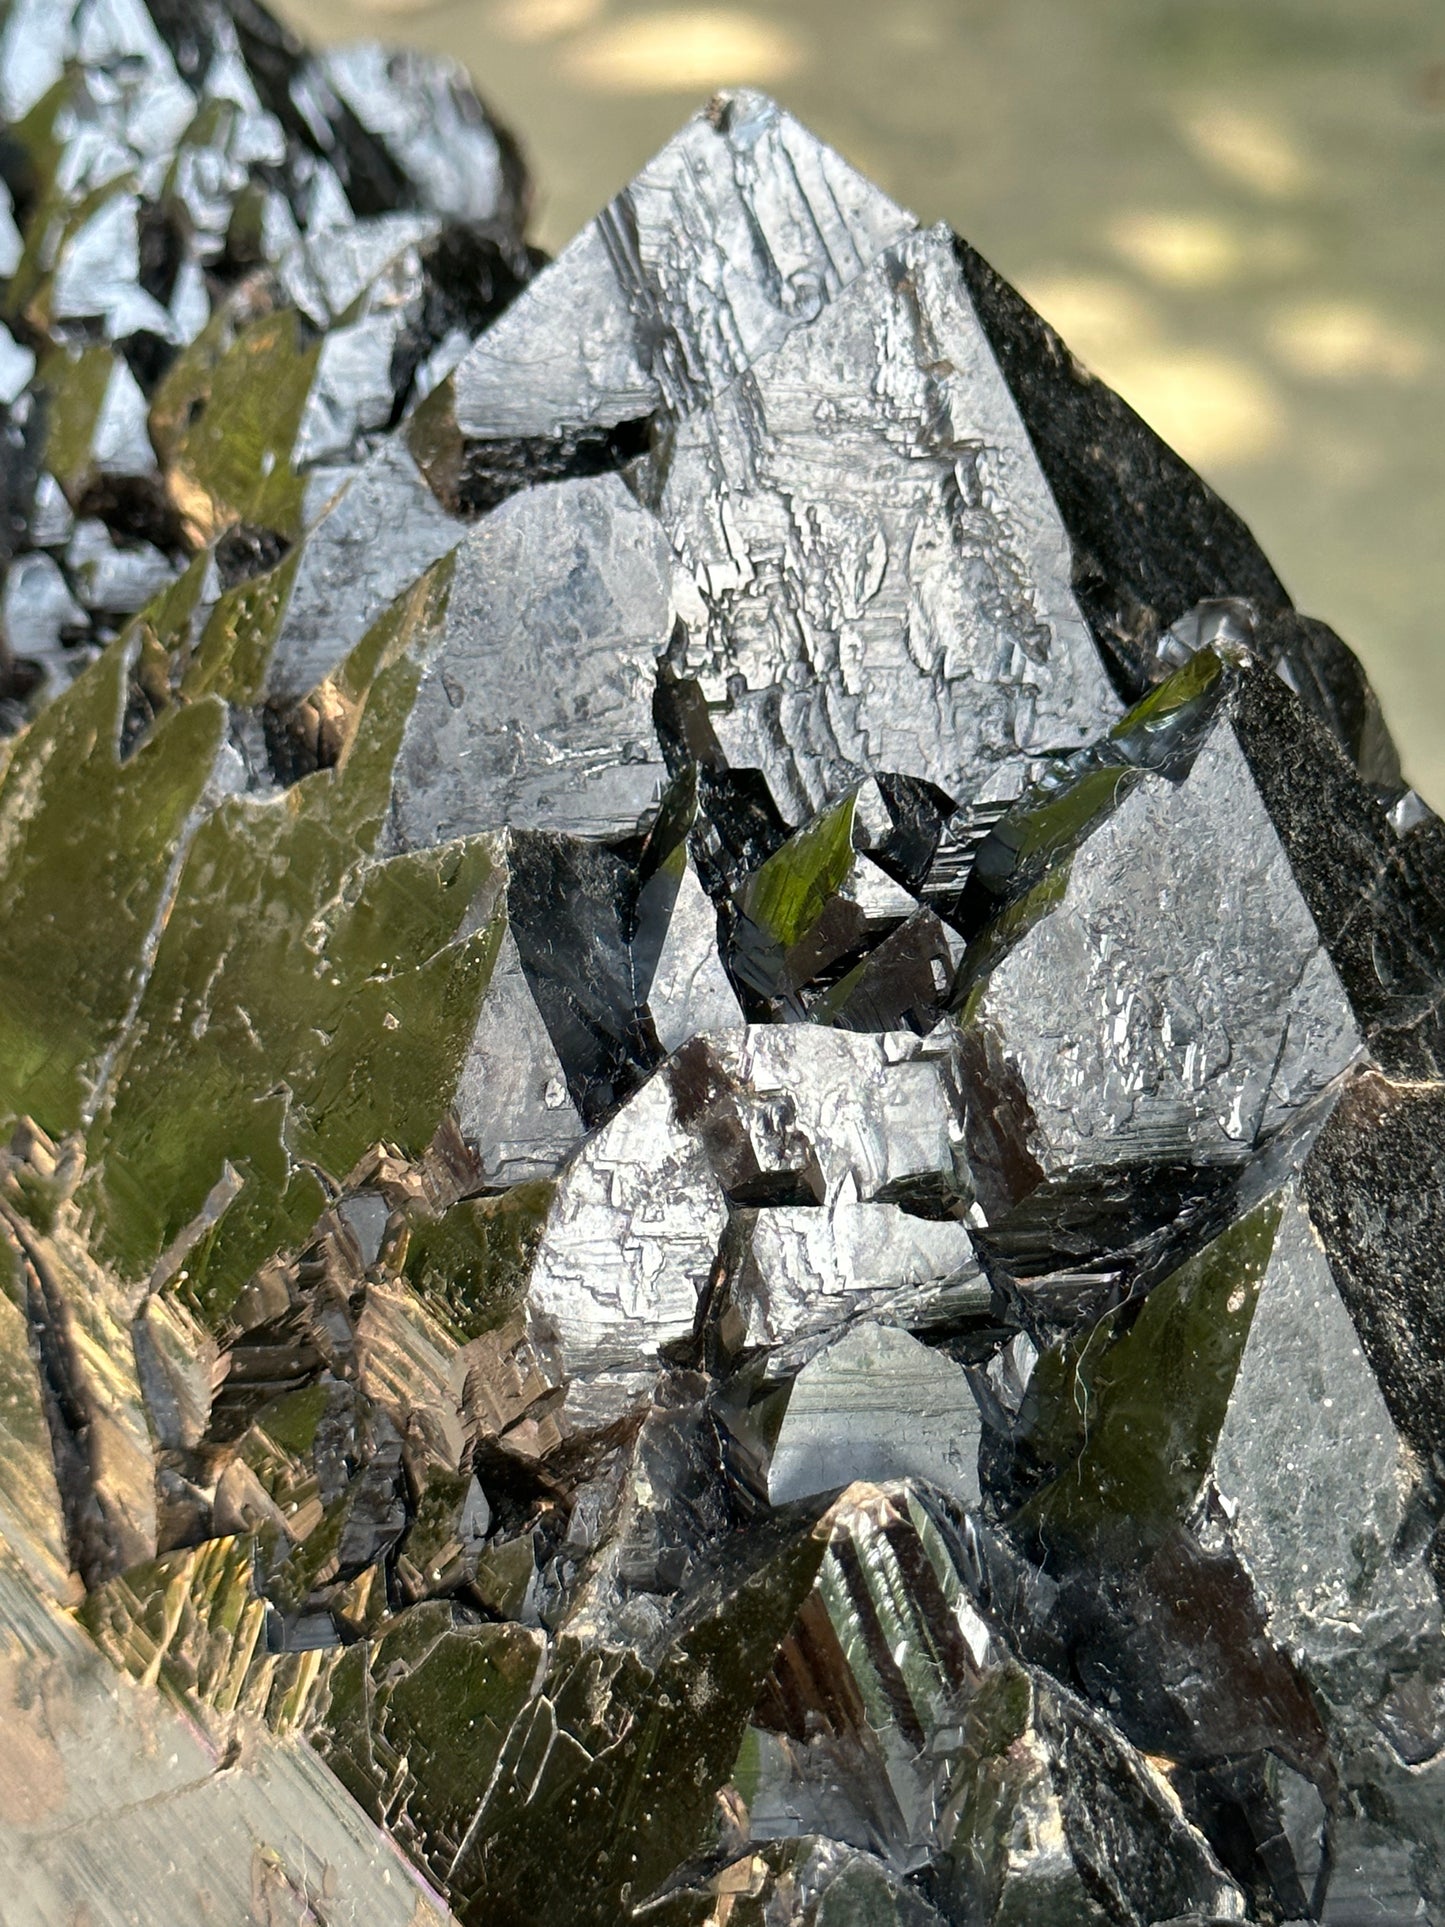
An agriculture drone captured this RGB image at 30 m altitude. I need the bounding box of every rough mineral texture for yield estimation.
[1,4,1443,1925]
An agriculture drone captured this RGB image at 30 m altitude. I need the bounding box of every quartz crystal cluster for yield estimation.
[1,5,1443,1925]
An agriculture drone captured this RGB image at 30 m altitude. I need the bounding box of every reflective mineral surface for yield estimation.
[1,5,1443,1925]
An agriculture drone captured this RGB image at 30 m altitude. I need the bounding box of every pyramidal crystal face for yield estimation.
[0,6,1443,1925]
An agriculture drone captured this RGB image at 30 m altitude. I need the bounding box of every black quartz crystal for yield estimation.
[1,5,1442,1923]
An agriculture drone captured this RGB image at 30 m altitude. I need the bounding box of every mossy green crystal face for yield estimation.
[151,307,320,545]
[1014,1196,1284,1558]
[740,790,859,957]
[3,6,1445,1922]
[179,548,304,704]
[0,525,510,1336]
[0,643,226,1135]
[77,554,512,1319]
[400,1182,553,1346]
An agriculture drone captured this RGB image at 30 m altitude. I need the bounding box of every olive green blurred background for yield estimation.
[277,0,1445,806]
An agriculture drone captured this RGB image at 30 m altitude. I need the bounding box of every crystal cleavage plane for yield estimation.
[0,2,1442,1923]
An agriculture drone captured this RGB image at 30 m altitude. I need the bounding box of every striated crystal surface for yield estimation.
[1,5,1443,1924]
